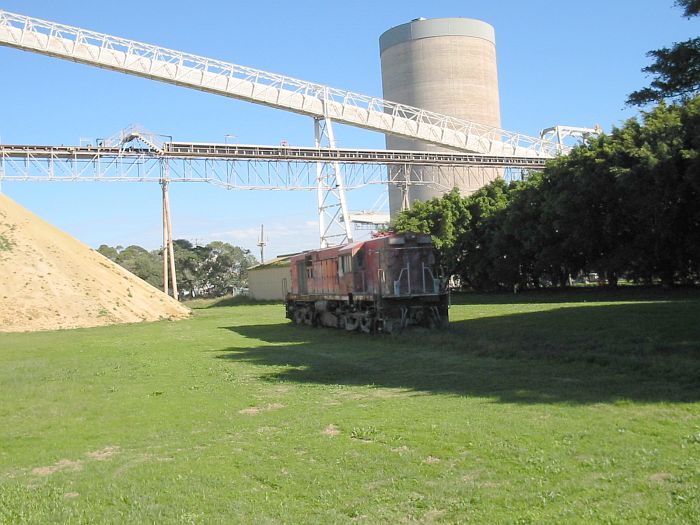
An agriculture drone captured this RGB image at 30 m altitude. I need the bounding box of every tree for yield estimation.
[115,245,162,288]
[676,0,700,17]
[97,240,258,298]
[96,244,119,261]
[489,174,548,289]
[392,95,700,290]
[198,241,257,296]
[173,239,206,298]
[628,2,699,105]
[458,179,514,290]
[615,97,700,284]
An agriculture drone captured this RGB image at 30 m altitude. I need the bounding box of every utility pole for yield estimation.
[257,224,267,264]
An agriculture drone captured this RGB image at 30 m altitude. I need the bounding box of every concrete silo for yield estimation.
[379,17,502,216]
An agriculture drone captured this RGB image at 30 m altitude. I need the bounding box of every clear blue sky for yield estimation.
[0,1,696,257]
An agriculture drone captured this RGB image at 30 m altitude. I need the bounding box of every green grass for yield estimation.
[1,288,699,523]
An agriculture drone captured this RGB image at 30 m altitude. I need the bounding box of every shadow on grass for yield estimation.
[450,285,700,305]
[217,299,700,404]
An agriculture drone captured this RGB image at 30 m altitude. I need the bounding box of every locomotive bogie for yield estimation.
[285,296,448,334]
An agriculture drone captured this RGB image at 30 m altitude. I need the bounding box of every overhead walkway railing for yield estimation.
[0,9,561,158]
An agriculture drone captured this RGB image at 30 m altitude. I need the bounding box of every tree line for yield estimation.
[394,1,699,291]
[394,96,700,290]
[97,240,258,298]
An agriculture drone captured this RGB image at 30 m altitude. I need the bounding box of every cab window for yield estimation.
[355,249,365,270]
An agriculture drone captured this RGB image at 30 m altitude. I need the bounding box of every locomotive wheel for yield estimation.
[303,309,314,326]
[428,307,449,329]
[293,308,305,325]
[359,315,374,334]
[427,307,439,329]
[381,317,400,335]
[345,315,360,331]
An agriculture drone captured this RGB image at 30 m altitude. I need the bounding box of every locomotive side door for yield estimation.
[296,261,307,294]
[378,248,391,296]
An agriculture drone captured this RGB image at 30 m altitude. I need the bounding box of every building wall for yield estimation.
[379,18,502,216]
[248,266,291,301]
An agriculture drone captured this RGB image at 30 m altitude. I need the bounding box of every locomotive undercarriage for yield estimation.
[286,294,449,334]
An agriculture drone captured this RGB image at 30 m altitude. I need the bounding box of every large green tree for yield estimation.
[114,245,162,289]
[97,240,257,298]
[628,1,699,105]
[616,97,700,284]
[198,241,257,296]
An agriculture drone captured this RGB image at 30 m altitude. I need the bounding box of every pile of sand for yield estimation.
[0,193,190,333]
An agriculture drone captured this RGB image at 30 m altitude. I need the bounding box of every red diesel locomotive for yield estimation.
[285,232,449,333]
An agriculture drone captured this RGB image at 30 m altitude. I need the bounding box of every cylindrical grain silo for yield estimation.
[379,17,502,216]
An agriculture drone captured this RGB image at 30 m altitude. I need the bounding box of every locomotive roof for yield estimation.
[338,240,365,256]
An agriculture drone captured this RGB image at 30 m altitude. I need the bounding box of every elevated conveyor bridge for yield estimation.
[0,142,545,190]
[0,9,559,159]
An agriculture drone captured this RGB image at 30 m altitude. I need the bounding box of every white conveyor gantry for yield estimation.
[0,9,559,159]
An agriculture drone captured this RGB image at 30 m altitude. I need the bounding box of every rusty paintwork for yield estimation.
[289,232,440,298]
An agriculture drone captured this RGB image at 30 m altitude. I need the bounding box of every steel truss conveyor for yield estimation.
[0,142,545,191]
[0,9,559,158]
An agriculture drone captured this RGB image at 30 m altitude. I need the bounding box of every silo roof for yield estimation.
[379,17,496,53]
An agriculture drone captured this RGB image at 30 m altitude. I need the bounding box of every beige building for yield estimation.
[247,256,292,301]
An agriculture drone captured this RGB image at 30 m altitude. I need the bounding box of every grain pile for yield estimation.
[0,193,190,333]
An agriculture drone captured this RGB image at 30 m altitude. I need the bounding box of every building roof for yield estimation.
[248,254,295,271]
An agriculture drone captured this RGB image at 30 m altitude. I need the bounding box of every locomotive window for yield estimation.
[339,254,352,275]
[305,255,314,279]
[355,249,365,269]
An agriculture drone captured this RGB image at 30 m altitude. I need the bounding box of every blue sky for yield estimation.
[0,1,696,257]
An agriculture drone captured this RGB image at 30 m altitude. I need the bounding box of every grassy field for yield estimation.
[1,288,699,524]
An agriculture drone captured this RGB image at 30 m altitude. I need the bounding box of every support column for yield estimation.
[163,184,178,300]
[162,181,169,295]
[160,162,178,300]
[313,113,353,248]
[314,119,327,248]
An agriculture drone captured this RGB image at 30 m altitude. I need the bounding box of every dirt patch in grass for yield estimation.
[322,424,340,436]
[86,446,120,461]
[32,459,84,476]
[649,472,673,482]
[31,446,121,477]
[422,509,447,522]
[239,403,285,416]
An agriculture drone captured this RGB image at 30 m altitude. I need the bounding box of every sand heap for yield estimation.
[0,193,190,333]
